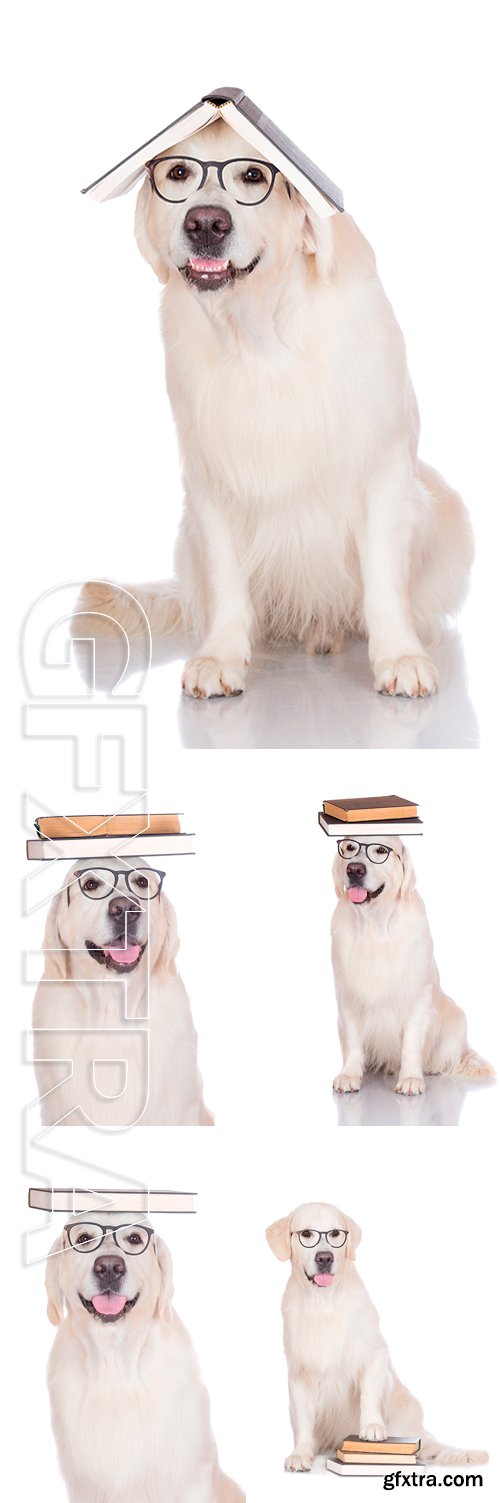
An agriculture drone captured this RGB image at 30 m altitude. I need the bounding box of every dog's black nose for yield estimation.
[315,1250,334,1269]
[183,204,233,249]
[346,862,366,881]
[107,895,141,922]
[93,1254,126,1282]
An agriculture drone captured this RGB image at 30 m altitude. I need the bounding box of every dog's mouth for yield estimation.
[85,938,146,973]
[306,1271,335,1287]
[346,883,385,905]
[180,253,260,290]
[79,1291,140,1323]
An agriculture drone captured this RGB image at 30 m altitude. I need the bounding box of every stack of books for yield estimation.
[327,1435,422,1476]
[26,813,195,860]
[318,794,423,839]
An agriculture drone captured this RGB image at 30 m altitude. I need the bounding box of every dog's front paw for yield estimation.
[182,656,248,699]
[395,1075,425,1095]
[333,1073,362,1094]
[285,1453,313,1472]
[374,655,438,698]
[360,1424,387,1443]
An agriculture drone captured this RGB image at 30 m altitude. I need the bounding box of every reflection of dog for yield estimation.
[331,839,494,1095]
[32,858,212,1125]
[46,1214,244,1502]
[267,1200,488,1472]
[77,116,473,701]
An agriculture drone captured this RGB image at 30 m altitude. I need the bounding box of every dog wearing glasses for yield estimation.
[32,857,212,1126]
[331,838,494,1094]
[76,115,473,701]
[45,1213,244,1502]
[267,1199,488,1471]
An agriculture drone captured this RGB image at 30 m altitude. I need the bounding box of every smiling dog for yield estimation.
[267,1200,488,1472]
[331,838,494,1094]
[46,1214,244,1503]
[77,116,473,700]
[32,857,212,1126]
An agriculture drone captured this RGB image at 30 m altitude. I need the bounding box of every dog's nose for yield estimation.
[346,862,366,881]
[315,1250,334,1270]
[107,895,141,922]
[93,1254,126,1282]
[183,204,233,249]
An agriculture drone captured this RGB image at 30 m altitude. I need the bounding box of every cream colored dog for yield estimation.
[32,857,212,1126]
[331,838,494,1094]
[77,117,473,700]
[267,1200,488,1471]
[45,1213,244,1503]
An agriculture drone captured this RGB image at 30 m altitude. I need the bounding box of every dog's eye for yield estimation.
[126,1232,142,1245]
[301,1229,313,1240]
[242,167,265,184]
[82,878,100,893]
[376,847,388,856]
[168,164,189,181]
[135,876,148,889]
[75,1232,93,1245]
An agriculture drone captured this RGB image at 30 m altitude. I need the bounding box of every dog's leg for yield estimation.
[361,450,439,697]
[285,1372,317,1471]
[395,989,431,1095]
[333,1009,365,1093]
[359,1349,391,1441]
[181,499,253,698]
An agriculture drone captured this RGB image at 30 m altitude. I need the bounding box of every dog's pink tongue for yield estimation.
[103,944,141,965]
[189,256,228,274]
[313,1273,333,1286]
[92,1293,127,1315]
[348,887,368,903]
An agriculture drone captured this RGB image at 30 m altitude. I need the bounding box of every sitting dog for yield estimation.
[77,117,473,700]
[45,1213,244,1502]
[331,837,494,1094]
[32,857,212,1125]
[267,1200,488,1471]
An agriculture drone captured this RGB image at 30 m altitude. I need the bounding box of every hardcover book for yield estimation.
[35,814,181,838]
[324,796,418,822]
[26,832,195,860]
[28,1187,196,1215]
[82,85,344,218]
[318,812,423,838]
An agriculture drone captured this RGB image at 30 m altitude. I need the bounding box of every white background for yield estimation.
[4,2,500,1501]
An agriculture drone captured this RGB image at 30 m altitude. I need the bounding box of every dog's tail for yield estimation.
[454,1048,496,1080]
[419,1434,488,1467]
[72,579,185,639]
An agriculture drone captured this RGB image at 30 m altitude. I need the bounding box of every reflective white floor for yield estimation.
[71,617,480,750]
[332,1073,497,1128]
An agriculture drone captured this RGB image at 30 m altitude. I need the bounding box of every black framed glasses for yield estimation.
[147,155,280,206]
[336,840,395,865]
[294,1228,349,1249]
[73,867,166,901]
[65,1222,154,1255]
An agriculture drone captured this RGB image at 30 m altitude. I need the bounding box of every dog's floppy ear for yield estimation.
[333,855,345,900]
[343,1212,362,1262]
[154,891,180,978]
[43,892,69,980]
[46,1234,65,1325]
[292,189,337,284]
[154,1233,174,1319]
[266,1214,293,1261]
[134,179,170,284]
[399,844,416,902]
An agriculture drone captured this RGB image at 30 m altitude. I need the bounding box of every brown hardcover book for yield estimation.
[336,1450,418,1466]
[341,1435,420,1456]
[35,814,181,839]
[323,796,418,823]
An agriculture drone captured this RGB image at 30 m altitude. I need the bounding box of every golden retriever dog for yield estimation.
[267,1200,488,1471]
[32,857,212,1126]
[45,1213,244,1502]
[77,117,473,700]
[331,838,494,1095]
